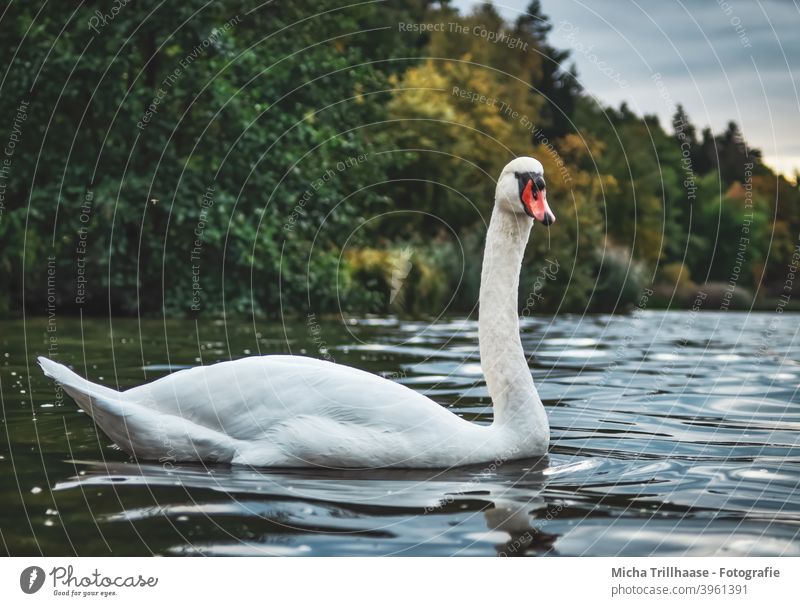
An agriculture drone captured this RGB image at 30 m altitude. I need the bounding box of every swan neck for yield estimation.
[479,206,545,434]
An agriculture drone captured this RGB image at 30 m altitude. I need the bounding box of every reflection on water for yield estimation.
[1,311,799,555]
[54,457,569,556]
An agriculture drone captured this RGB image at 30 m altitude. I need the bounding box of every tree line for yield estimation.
[0,0,797,317]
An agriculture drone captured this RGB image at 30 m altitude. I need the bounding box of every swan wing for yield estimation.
[125,355,461,440]
[43,355,484,467]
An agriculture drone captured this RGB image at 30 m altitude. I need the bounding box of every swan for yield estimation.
[39,156,556,468]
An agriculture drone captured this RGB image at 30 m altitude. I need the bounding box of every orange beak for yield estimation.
[521,179,555,226]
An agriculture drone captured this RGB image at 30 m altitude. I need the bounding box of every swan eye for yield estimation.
[515,170,555,225]
[514,171,543,198]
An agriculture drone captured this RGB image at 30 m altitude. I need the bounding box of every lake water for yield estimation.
[1,311,799,556]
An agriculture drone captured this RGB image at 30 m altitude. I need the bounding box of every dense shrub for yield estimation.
[1,1,796,318]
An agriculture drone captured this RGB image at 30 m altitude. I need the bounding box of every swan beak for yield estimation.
[520,178,556,226]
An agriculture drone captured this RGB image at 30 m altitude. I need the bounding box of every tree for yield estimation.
[515,1,582,139]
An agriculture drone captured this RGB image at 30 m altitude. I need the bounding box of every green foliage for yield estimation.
[1,1,797,317]
[0,1,413,316]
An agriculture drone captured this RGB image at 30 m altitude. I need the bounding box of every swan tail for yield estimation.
[38,356,122,416]
[39,356,240,463]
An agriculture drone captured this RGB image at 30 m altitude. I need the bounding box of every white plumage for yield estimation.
[41,355,495,467]
[39,157,554,468]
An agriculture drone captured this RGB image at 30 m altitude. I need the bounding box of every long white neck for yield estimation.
[479,205,549,445]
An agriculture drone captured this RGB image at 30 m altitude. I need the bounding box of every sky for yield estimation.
[452,0,800,178]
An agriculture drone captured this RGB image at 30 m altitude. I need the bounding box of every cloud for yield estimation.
[452,0,800,176]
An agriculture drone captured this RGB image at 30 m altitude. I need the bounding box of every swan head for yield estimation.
[495,157,555,226]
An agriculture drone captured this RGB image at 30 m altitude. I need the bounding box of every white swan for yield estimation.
[39,157,556,468]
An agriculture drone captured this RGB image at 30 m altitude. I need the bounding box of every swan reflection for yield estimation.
[54,456,589,556]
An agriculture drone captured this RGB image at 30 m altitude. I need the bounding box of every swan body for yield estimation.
[39,157,555,468]
[40,355,531,467]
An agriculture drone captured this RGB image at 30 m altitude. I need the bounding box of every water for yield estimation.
[1,311,799,556]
